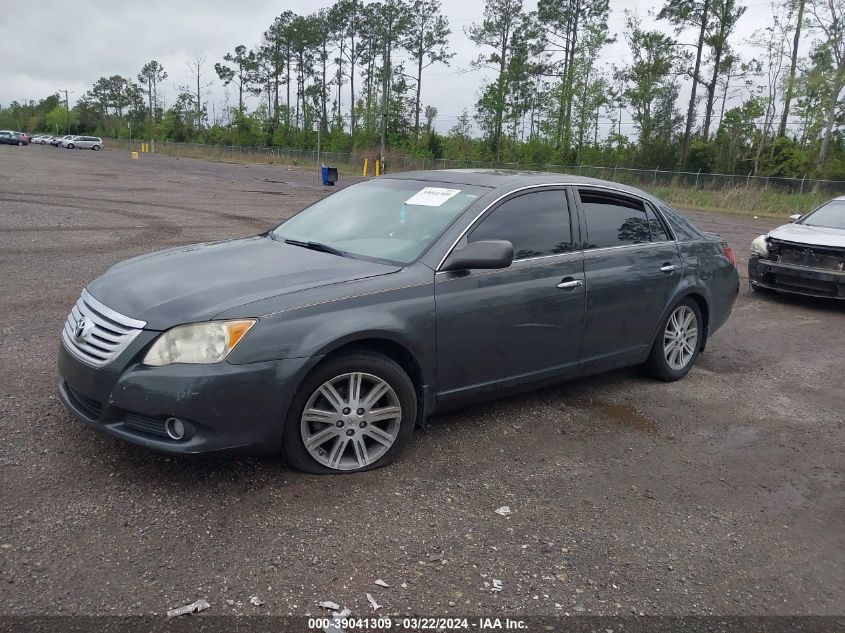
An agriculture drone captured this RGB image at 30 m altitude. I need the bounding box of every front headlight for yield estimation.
[751,234,769,257]
[143,320,256,366]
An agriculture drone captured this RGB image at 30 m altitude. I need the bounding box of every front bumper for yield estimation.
[748,255,845,299]
[58,341,318,456]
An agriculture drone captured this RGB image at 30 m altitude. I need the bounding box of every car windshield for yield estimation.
[273,179,488,263]
[802,200,845,230]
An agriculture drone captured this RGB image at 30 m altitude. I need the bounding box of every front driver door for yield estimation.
[434,188,586,401]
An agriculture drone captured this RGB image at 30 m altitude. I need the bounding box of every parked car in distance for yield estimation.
[0,131,27,146]
[17,132,32,144]
[63,135,103,150]
[34,134,53,144]
[749,196,845,299]
[53,135,75,147]
[58,170,739,473]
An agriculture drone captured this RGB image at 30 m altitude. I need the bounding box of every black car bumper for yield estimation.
[58,342,318,456]
[748,255,845,299]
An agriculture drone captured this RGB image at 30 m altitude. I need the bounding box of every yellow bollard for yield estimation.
[375,159,380,176]
[362,158,368,176]
[131,151,139,160]
[141,142,146,153]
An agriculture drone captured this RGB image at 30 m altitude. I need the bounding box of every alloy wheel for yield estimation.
[300,372,402,471]
[663,305,698,370]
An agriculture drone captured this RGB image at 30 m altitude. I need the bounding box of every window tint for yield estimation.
[469,190,572,259]
[646,206,670,241]
[579,190,650,248]
[658,203,701,241]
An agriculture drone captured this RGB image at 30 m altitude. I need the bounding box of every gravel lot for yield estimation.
[1,146,843,618]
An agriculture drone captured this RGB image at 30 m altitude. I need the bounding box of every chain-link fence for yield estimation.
[104,139,845,195]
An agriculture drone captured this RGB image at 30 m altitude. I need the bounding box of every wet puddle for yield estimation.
[575,399,659,434]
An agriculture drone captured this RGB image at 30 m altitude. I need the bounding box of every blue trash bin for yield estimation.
[321,165,329,186]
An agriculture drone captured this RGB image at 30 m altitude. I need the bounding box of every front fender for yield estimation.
[225,269,436,383]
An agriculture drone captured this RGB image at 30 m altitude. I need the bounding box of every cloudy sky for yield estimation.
[2,0,790,134]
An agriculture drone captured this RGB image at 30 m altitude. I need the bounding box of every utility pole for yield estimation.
[313,121,321,185]
[60,89,74,133]
[380,113,386,174]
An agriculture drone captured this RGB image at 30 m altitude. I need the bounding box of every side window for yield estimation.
[579,190,650,249]
[658,203,700,241]
[469,190,572,259]
[646,206,671,242]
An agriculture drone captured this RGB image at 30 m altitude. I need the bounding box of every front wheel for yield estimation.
[67,143,74,149]
[17,141,23,146]
[92,145,100,151]
[283,351,417,474]
[645,298,703,382]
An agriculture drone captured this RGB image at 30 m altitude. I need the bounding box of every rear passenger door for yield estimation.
[575,187,681,372]
[435,188,585,400]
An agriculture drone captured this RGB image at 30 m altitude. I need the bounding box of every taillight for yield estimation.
[723,245,737,268]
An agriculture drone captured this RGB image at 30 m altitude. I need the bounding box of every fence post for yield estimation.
[613,164,618,181]
[653,166,659,187]
[695,168,701,188]
[578,163,583,175]
[746,171,752,189]
[800,174,806,195]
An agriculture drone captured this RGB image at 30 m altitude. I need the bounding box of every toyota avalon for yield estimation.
[58,170,739,473]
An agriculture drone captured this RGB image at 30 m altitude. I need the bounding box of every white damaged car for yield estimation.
[749,196,845,299]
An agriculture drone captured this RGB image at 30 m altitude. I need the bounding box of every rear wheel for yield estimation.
[283,351,417,474]
[67,143,74,149]
[645,298,703,382]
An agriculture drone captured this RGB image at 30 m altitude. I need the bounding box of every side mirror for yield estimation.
[441,240,513,272]
[788,213,802,223]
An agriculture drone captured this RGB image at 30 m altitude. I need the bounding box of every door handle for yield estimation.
[556,278,584,290]
[660,263,677,273]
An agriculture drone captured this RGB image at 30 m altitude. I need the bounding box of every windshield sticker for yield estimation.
[405,187,462,207]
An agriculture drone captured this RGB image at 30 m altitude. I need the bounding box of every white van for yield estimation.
[63,136,102,150]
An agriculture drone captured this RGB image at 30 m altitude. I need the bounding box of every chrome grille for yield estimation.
[61,289,146,367]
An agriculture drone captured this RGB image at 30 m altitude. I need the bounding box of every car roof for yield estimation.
[378,168,661,202]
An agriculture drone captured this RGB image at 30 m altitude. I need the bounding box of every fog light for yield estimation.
[164,417,186,441]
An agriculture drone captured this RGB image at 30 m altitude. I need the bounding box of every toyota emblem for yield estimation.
[74,317,88,342]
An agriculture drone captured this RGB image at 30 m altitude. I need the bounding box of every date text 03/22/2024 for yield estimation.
[307,617,527,630]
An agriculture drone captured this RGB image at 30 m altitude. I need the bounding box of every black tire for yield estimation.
[645,297,703,382]
[17,141,23,146]
[67,143,74,149]
[92,145,100,151]
[283,351,417,474]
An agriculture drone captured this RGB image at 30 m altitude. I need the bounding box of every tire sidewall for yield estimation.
[649,297,703,381]
[283,352,417,474]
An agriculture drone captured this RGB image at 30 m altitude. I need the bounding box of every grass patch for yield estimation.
[106,139,831,217]
[643,185,828,219]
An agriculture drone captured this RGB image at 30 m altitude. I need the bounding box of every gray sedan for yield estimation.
[57,170,739,473]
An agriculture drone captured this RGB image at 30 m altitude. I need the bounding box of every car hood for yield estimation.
[768,223,845,248]
[87,234,401,330]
